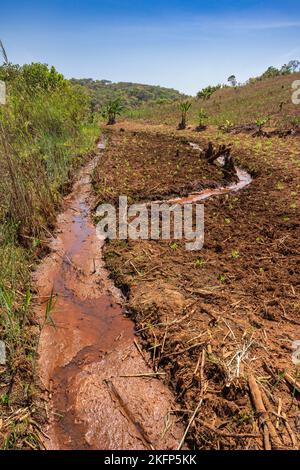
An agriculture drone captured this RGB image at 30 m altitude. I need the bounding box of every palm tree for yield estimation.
[178,101,192,130]
[102,98,124,125]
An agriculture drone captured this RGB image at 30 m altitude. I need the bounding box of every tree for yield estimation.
[21,63,66,92]
[102,98,124,125]
[177,101,192,130]
[197,84,220,100]
[261,66,280,79]
[228,75,237,87]
[287,60,300,73]
[280,64,292,75]
[260,62,300,79]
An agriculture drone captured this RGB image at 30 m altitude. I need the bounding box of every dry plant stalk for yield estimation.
[248,375,282,450]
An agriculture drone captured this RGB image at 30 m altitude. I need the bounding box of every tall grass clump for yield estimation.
[0,62,99,241]
[0,59,99,449]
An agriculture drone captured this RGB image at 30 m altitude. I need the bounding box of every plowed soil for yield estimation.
[95,122,300,450]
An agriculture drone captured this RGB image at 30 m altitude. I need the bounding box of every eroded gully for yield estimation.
[34,138,252,450]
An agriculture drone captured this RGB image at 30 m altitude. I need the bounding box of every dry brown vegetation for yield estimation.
[127,72,300,130]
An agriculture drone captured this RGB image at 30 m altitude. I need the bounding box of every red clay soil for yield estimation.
[97,122,300,450]
[33,141,184,450]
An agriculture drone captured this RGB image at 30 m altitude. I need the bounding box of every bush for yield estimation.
[0,62,99,241]
[0,62,99,449]
[101,98,124,125]
[197,84,221,100]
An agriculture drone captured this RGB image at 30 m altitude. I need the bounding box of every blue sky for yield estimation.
[1,0,300,94]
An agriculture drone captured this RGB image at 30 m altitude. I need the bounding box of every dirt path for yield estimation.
[34,140,184,450]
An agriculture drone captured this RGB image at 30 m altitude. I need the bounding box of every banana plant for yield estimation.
[178,101,192,130]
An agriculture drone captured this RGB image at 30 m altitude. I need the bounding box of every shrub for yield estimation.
[255,117,269,133]
[197,84,221,100]
[0,62,98,241]
[102,98,124,125]
[220,119,234,133]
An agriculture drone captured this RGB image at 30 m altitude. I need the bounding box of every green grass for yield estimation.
[0,63,99,449]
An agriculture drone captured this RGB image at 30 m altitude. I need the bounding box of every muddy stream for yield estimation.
[34,139,252,450]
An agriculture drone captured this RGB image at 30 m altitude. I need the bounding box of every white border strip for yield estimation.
[0,80,6,105]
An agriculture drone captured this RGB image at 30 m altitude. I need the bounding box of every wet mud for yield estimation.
[34,141,183,450]
[166,143,252,204]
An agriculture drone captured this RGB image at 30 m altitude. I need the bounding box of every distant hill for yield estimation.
[126,72,300,128]
[70,78,189,111]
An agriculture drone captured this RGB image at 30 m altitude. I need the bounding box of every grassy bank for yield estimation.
[0,63,99,449]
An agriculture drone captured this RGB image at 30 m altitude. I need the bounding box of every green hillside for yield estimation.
[71,78,189,111]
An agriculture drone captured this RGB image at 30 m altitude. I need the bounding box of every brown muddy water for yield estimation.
[167,143,252,204]
[34,138,252,450]
[34,141,183,450]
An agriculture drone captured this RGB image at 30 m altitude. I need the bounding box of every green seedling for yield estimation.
[195,258,205,268]
[231,249,240,259]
